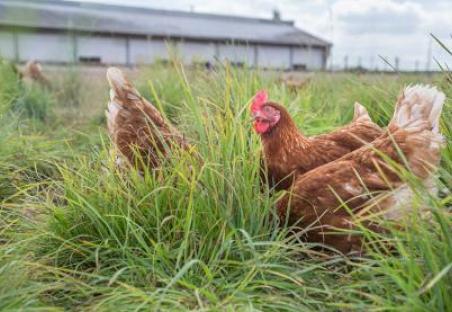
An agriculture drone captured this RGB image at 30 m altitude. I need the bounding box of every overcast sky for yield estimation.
[73,0,451,70]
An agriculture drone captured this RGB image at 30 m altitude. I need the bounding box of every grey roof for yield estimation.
[0,0,331,47]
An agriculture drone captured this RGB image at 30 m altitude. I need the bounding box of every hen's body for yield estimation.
[260,102,382,190]
[277,85,445,253]
[106,67,189,170]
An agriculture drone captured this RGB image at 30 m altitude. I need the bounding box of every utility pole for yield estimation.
[328,6,334,71]
[426,37,432,72]
[272,9,281,21]
[344,55,348,71]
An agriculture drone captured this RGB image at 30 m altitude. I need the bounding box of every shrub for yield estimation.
[12,85,55,121]
[0,59,21,115]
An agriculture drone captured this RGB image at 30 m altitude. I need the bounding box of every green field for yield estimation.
[0,60,451,311]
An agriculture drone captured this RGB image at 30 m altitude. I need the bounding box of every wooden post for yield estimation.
[214,42,220,60]
[253,45,258,68]
[126,36,131,67]
[289,46,294,70]
[71,32,78,64]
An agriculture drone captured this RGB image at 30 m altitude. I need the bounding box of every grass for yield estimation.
[0,57,450,311]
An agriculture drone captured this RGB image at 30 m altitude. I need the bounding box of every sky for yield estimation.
[72,0,451,70]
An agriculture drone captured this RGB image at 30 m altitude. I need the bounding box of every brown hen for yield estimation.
[251,91,383,191]
[21,60,51,89]
[106,67,189,170]
[276,85,445,253]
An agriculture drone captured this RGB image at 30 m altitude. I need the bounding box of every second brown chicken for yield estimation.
[274,85,445,253]
[251,90,383,191]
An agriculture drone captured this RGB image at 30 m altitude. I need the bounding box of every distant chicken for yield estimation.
[106,67,189,170]
[276,85,445,253]
[21,60,51,89]
[252,91,383,191]
[280,74,312,91]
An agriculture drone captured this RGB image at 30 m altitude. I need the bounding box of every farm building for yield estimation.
[0,0,331,70]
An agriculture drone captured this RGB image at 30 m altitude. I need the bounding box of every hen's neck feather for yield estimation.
[261,105,308,156]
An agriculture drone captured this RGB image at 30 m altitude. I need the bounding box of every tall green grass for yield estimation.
[0,57,450,310]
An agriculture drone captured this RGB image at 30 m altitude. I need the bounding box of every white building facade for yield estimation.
[0,0,331,70]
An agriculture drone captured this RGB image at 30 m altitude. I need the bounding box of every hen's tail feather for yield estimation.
[105,67,189,169]
[107,67,142,103]
[353,102,372,123]
[106,68,133,136]
[384,84,445,180]
[390,84,445,134]
[106,67,166,131]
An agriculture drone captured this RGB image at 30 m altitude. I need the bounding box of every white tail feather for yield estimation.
[353,102,371,122]
[391,84,445,134]
[107,68,128,94]
[105,67,140,134]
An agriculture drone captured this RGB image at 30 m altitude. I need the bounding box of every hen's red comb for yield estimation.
[250,90,269,112]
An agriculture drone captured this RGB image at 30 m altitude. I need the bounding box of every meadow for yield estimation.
[0,59,450,311]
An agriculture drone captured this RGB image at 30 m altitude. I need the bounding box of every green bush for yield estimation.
[54,67,83,108]
[0,58,55,121]
[13,85,55,121]
[0,59,21,115]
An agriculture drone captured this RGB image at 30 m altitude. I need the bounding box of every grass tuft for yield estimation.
[0,55,450,310]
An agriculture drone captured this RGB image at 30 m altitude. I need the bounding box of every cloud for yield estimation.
[326,0,451,70]
[333,0,423,35]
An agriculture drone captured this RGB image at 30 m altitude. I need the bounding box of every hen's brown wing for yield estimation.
[314,117,382,151]
[260,101,382,192]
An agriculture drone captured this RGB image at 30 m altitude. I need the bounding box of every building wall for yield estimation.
[18,32,74,63]
[179,41,216,64]
[129,38,175,64]
[0,30,327,70]
[76,35,127,64]
[292,47,309,69]
[309,47,325,70]
[257,45,291,69]
[293,47,325,70]
[0,31,15,59]
[218,43,255,66]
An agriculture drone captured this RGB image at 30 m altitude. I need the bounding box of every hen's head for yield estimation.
[250,90,282,134]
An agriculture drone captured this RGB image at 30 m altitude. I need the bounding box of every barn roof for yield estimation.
[0,0,331,47]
